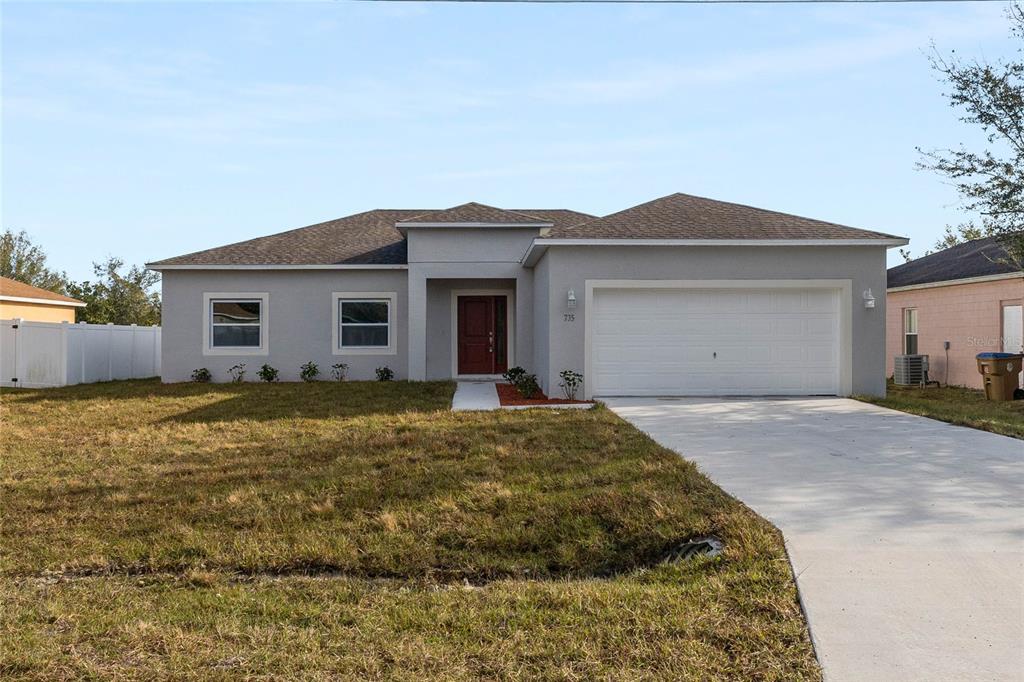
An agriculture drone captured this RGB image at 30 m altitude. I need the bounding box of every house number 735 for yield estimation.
[563,313,575,322]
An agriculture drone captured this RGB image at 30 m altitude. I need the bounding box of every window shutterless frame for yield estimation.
[331,292,397,355]
[903,308,918,355]
[202,292,269,356]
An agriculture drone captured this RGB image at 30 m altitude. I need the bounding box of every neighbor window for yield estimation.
[203,293,268,355]
[903,308,918,355]
[332,292,396,355]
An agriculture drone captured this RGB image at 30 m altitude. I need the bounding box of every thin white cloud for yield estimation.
[547,10,1007,103]
[427,160,622,182]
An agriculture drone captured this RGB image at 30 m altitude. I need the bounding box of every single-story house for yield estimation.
[0,276,85,323]
[886,236,1023,388]
[147,193,906,398]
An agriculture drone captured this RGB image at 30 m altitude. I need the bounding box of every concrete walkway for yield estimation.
[605,397,1024,682]
[451,381,500,411]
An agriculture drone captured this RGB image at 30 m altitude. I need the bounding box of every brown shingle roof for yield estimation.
[0,276,84,305]
[148,209,420,267]
[399,202,551,225]
[148,207,595,267]
[544,193,902,241]
[147,194,900,269]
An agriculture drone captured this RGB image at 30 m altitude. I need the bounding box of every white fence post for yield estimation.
[107,322,114,382]
[79,321,87,383]
[130,323,137,377]
[60,321,69,386]
[13,318,22,387]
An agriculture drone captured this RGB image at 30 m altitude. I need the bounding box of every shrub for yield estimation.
[228,363,247,383]
[516,373,541,399]
[375,366,394,382]
[191,368,212,383]
[559,370,584,400]
[503,366,540,398]
[257,364,279,383]
[330,363,349,381]
[502,366,527,385]
[300,361,320,382]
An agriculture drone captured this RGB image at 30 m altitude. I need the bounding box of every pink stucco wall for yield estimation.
[886,277,1024,388]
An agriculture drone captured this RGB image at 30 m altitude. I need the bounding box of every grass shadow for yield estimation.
[3,379,456,422]
[160,381,455,423]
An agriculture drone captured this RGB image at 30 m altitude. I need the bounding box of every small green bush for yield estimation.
[300,361,320,382]
[257,364,279,383]
[502,366,527,385]
[503,366,540,398]
[330,363,349,381]
[228,363,247,383]
[375,366,394,382]
[516,373,541,399]
[191,368,212,383]
[558,370,584,400]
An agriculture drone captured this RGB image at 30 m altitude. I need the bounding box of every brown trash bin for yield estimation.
[976,353,1024,401]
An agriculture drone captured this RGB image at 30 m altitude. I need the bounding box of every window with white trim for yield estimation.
[903,308,918,355]
[332,292,397,355]
[203,293,269,355]
[211,299,262,347]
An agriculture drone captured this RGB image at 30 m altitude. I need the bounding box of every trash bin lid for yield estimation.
[976,352,1019,359]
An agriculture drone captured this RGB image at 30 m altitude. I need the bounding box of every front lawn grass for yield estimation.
[1,379,818,680]
[858,381,1024,439]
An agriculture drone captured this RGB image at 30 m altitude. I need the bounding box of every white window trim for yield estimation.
[202,292,269,356]
[903,308,919,355]
[332,292,398,356]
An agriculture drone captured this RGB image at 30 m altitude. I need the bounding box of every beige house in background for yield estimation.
[886,237,1023,388]
[0,276,85,323]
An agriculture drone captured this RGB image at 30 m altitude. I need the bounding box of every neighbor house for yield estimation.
[886,236,1024,388]
[147,193,906,398]
[0,276,85,323]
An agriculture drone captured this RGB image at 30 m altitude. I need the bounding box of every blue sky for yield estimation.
[1,0,1015,281]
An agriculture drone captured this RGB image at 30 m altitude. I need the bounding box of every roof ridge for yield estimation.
[398,202,550,224]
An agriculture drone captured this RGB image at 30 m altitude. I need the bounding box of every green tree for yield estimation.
[67,257,161,325]
[0,229,69,293]
[918,5,1024,269]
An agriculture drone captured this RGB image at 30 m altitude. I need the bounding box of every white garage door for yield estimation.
[591,287,840,396]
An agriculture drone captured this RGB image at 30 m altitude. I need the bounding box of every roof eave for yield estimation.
[146,263,409,271]
[521,237,910,266]
[396,221,553,237]
[887,271,1023,292]
[0,294,87,307]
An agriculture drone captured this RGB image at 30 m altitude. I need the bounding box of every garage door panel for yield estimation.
[591,287,839,396]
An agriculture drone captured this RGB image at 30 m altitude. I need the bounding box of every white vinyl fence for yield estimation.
[1,319,161,388]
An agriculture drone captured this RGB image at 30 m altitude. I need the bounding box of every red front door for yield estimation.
[457,296,508,375]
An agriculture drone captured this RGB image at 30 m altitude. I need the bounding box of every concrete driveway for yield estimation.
[605,397,1024,682]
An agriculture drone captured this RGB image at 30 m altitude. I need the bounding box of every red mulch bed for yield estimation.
[496,382,594,407]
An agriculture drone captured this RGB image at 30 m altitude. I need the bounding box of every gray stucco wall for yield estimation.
[160,240,888,395]
[407,227,538,264]
[532,255,551,391]
[536,245,889,397]
[160,269,408,382]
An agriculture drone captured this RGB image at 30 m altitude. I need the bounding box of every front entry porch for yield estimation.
[412,277,523,381]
